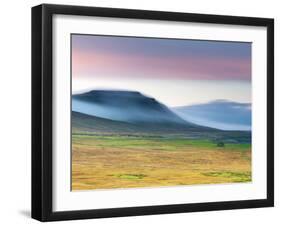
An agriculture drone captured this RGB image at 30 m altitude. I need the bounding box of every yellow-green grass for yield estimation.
[72,135,251,190]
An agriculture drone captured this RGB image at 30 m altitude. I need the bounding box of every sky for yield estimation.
[72,34,251,107]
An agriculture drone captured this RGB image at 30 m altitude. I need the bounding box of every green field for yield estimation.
[72,134,251,190]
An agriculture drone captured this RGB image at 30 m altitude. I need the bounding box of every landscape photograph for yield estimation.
[71,34,252,190]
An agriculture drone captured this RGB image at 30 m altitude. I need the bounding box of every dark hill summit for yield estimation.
[73,90,193,125]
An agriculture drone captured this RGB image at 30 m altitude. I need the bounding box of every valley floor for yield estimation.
[72,134,251,190]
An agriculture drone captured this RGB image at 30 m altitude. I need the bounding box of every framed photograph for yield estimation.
[32,4,274,221]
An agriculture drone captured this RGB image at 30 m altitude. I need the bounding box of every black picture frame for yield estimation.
[32,3,274,222]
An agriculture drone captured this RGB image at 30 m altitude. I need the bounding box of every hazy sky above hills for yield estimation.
[72,34,251,106]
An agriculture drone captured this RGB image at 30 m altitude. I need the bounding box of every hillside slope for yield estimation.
[72,111,214,134]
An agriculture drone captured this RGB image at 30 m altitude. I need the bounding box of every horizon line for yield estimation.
[72,88,252,107]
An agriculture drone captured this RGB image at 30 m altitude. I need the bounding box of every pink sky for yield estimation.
[72,49,251,81]
[71,34,251,105]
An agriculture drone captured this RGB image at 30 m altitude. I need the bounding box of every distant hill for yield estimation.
[173,100,251,131]
[73,90,193,125]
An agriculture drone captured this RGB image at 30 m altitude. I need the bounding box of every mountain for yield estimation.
[173,100,251,131]
[73,90,192,125]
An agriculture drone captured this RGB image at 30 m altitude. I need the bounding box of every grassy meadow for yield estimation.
[72,133,251,190]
